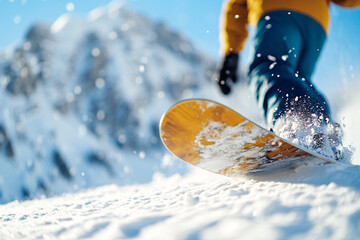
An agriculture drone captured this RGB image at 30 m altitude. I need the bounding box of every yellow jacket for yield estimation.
[221,0,360,55]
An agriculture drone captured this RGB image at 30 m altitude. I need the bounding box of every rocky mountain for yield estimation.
[0,1,215,203]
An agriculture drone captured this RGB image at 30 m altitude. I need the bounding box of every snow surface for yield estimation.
[2,164,360,240]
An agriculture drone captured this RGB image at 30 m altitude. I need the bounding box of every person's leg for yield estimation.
[248,11,344,159]
[248,11,329,129]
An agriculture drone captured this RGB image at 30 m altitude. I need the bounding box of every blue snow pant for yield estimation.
[248,11,331,128]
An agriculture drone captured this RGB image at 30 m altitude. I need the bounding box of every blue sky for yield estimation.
[0,0,223,56]
[0,0,359,94]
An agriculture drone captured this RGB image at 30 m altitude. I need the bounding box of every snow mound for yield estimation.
[2,164,360,239]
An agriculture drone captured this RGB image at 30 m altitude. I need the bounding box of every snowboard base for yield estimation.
[159,99,335,177]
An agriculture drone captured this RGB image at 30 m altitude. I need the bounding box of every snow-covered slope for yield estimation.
[2,164,360,240]
[0,1,222,203]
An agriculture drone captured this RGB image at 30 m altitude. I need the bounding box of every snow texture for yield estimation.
[1,1,360,239]
[2,165,360,240]
[194,119,329,176]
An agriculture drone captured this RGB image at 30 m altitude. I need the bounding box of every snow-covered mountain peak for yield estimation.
[51,14,73,33]
[88,0,126,21]
[0,1,215,203]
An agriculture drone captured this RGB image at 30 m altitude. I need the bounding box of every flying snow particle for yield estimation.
[118,134,127,144]
[14,16,21,24]
[269,62,277,70]
[96,110,105,121]
[139,151,146,159]
[157,91,165,99]
[267,55,276,61]
[281,55,289,61]
[23,41,31,51]
[266,24,272,29]
[161,154,174,168]
[235,15,239,19]
[91,48,100,57]
[265,16,270,20]
[78,125,87,137]
[66,93,74,102]
[95,77,105,89]
[66,2,75,12]
[74,86,82,94]
[1,76,10,87]
[139,65,145,73]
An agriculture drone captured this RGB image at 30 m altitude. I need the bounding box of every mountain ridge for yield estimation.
[0,1,215,203]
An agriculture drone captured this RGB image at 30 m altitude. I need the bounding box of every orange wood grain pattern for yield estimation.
[220,161,260,176]
[243,133,275,149]
[160,100,247,165]
[159,99,330,176]
[266,141,308,160]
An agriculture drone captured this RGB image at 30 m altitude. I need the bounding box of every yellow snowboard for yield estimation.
[159,99,335,176]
